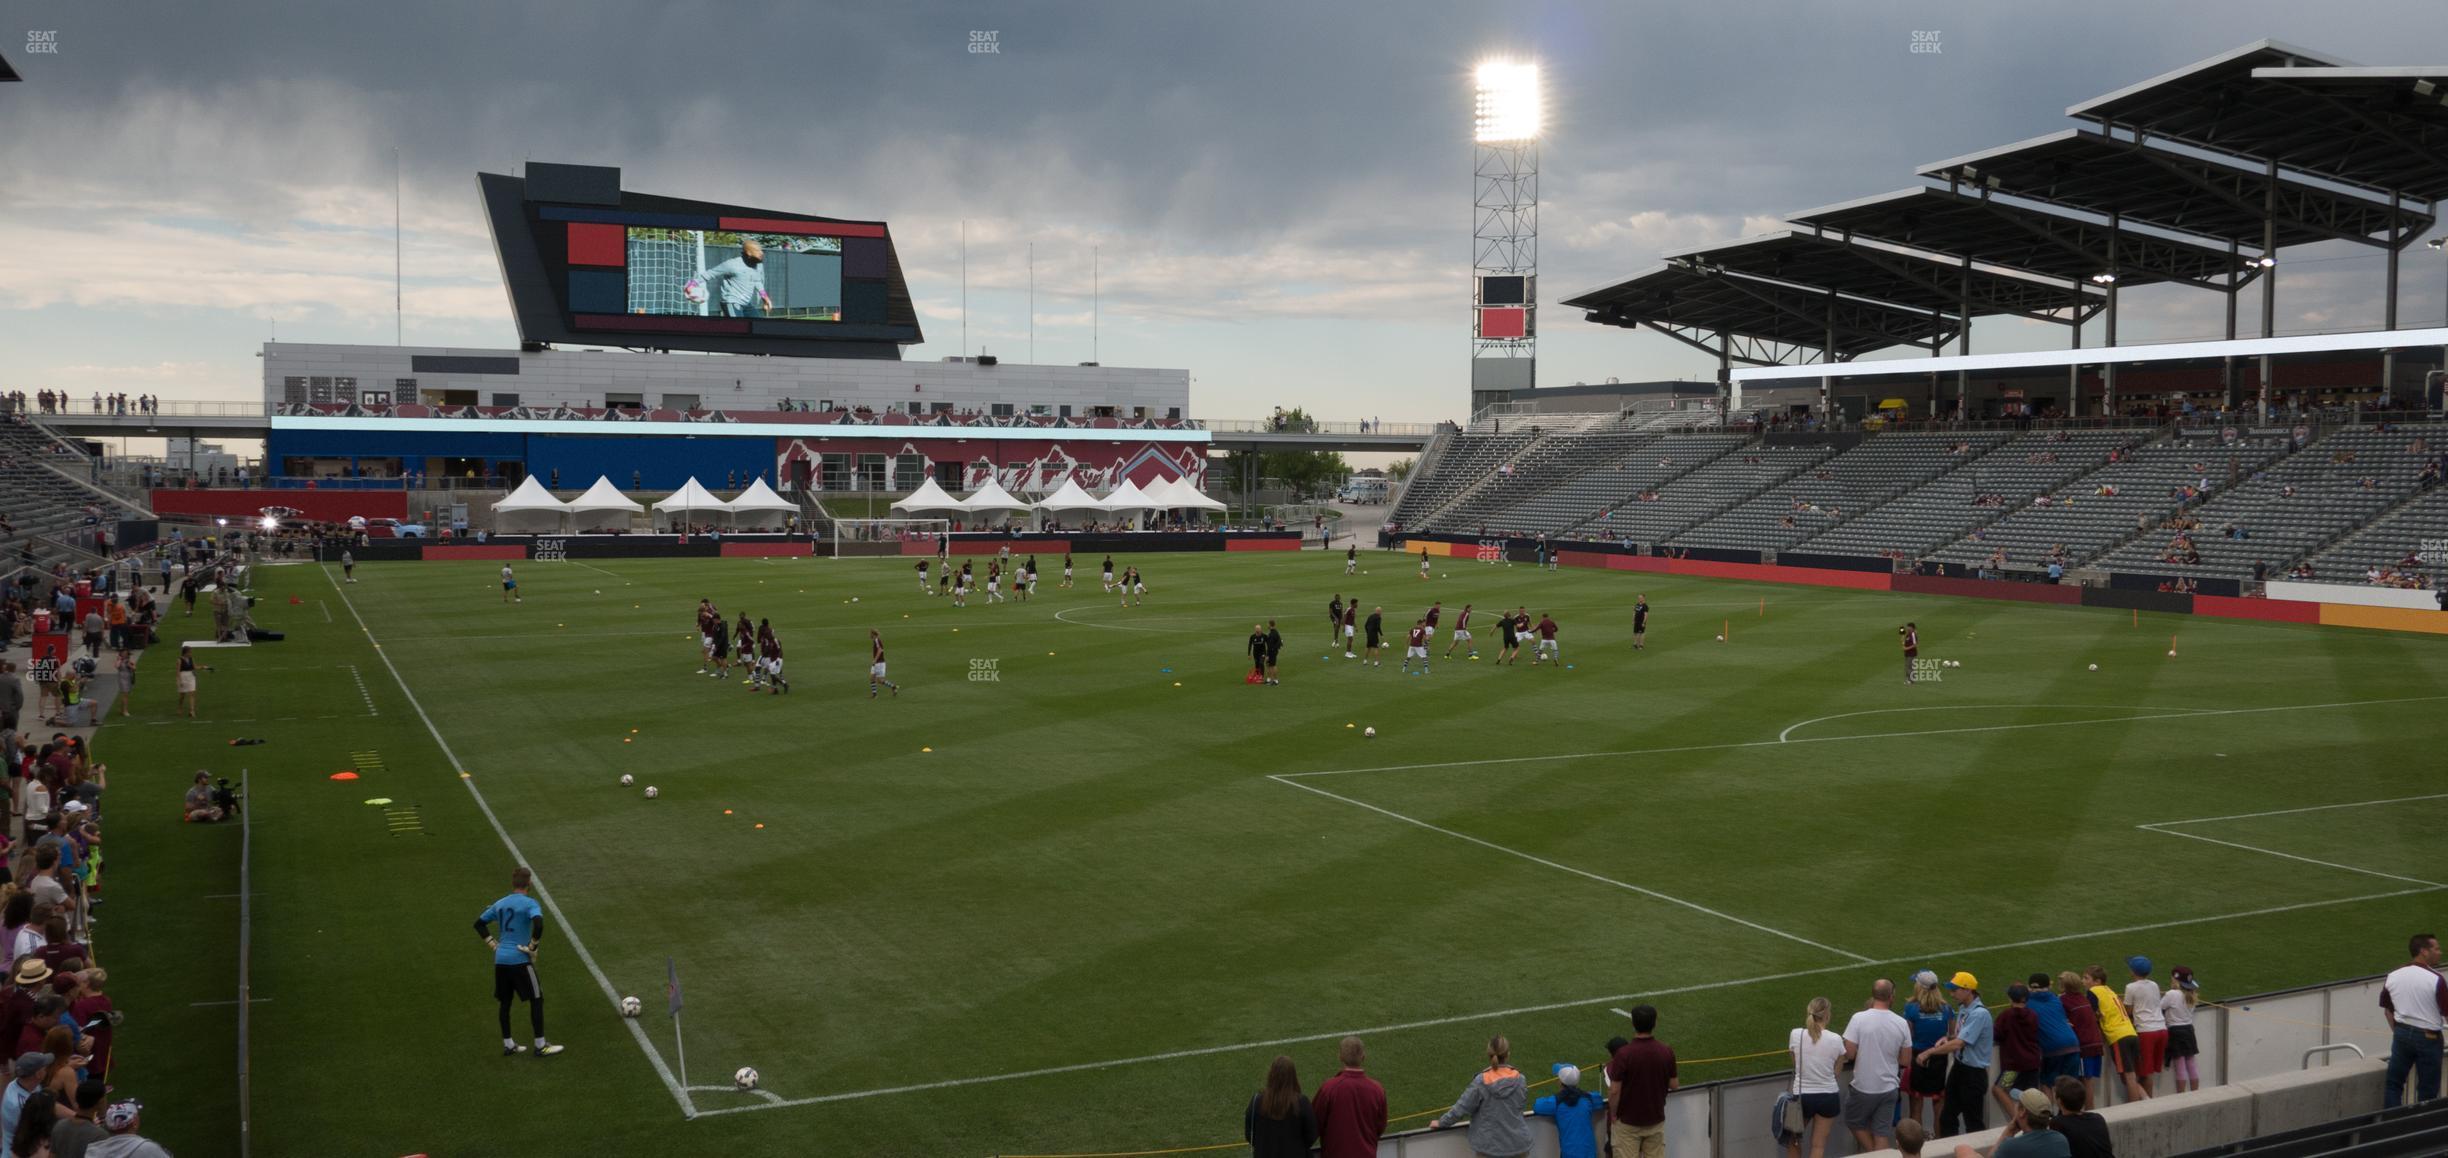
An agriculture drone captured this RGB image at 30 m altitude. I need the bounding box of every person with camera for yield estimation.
[181,772,225,824]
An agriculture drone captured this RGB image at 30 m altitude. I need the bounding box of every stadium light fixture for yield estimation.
[2429,238,2445,250]
[2092,272,2118,285]
[1474,59,1543,143]
[2254,256,2277,268]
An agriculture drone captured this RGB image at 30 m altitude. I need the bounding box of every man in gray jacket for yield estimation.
[1430,1034,1532,1158]
[87,1099,174,1158]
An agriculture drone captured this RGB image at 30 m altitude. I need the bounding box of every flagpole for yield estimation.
[674,1009,687,1090]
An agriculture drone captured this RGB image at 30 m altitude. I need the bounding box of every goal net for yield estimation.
[829,518,952,558]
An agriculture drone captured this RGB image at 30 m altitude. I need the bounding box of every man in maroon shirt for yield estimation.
[1312,1035,1387,1158]
[1606,1004,1677,1158]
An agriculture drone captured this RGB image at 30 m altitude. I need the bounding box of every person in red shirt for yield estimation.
[1900,622,1919,684]
[1402,620,1430,675]
[1532,613,1560,666]
[1443,604,1476,660]
[1311,1036,1387,1158]
[1607,1004,1677,1158]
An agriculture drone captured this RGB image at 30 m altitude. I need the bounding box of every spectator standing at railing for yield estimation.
[1312,1036,1386,1158]
[2381,932,2445,1108]
[1842,978,1913,1152]
[1242,1054,1317,1158]
[1429,1035,1529,1158]
[1606,1005,1676,1158]
[1923,971,1992,1136]
[1531,1064,1605,1158]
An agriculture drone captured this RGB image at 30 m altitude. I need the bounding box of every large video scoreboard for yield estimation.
[479,162,923,358]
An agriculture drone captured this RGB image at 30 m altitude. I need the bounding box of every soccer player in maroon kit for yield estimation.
[1531,612,1560,666]
[1423,601,1442,648]
[1442,603,1476,659]
[734,612,755,684]
[1901,622,1919,684]
[867,629,899,698]
[1401,619,1430,675]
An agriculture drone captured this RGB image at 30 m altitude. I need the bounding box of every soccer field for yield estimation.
[102,549,2448,1157]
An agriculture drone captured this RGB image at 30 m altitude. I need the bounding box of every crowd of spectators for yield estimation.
[1223,933,2448,1158]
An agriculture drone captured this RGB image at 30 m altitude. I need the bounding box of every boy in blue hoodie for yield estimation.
[1531,1063,1607,1158]
[2026,971,2083,1084]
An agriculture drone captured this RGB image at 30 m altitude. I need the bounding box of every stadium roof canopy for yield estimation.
[1659,230,2103,326]
[1916,128,2430,251]
[2068,40,2448,204]
[1559,263,1959,367]
[1786,186,2254,291]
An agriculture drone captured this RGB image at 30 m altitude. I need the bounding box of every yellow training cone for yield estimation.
[921,746,933,752]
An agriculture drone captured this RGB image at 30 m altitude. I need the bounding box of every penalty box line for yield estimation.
[1268,774,1876,964]
[685,882,2441,1120]
[320,564,700,1119]
[1276,693,2448,782]
[2137,791,2448,890]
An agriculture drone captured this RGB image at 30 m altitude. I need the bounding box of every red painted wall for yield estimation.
[150,489,407,522]
[1892,574,2082,605]
[2192,594,2321,624]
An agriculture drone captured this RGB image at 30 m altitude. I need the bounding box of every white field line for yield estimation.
[320,564,698,1118]
[689,884,2441,1120]
[2141,793,2448,828]
[565,559,628,582]
[1279,694,2448,782]
[2137,825,2446,889]
[1774,703,2219,744]
[1269,773,1875,963]
[317,600,332,623]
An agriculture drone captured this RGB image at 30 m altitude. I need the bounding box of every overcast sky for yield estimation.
[3,0,2445,426]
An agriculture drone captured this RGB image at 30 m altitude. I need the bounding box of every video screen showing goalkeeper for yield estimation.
[632,228,844,320]
[688,236,769,317]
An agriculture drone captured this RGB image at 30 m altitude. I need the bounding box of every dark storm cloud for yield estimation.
[2,0,2443,393]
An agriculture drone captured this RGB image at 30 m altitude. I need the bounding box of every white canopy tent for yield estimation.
[653,478,732,528]
[564,475,644,533]
[955,478,1032,525]
[889,477,965,515]
[491,476,571,534]
[725,478,798,531]
[1142,475,1227,512]
[1099,478,1154,529]
[1029,477,1106,530]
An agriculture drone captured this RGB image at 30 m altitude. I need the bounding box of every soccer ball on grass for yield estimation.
[619,774,634,787]
[1363,726,1376,738]
[643,785,659,799]
[2086,663,2099,672]
[620,995,641,1017]
[734,1066,760,1090]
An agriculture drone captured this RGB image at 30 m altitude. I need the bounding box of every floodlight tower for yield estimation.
[1472,59,1541,414]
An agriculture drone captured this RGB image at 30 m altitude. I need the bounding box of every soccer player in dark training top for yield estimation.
[1363,606,1385,667]
[1263,619,1283,685]
[1328,594,1345,646]
[475,866,563,1057]
[1633,596,1650,650]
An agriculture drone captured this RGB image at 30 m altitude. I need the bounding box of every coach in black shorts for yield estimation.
[1363,607,1384,666]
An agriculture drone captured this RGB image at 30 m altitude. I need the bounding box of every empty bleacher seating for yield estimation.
[1794,429,2139,562]
[2096,424,2448,584]
[1924,432,2290,573]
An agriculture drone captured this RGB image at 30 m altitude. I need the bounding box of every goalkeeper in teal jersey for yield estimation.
[475,866,564,1056]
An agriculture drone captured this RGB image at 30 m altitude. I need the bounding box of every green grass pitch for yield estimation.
[97,550,2448,1156]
